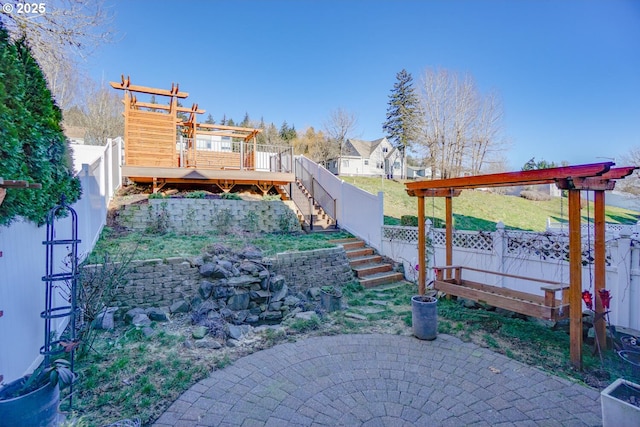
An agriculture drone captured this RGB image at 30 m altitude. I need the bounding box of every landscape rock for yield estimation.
[269,275,286,292]
[241,246,263,260]
[200,263,230,278]
[94,306,118,330]
[295,311,318,321]
[307,287,321,299]
[125,308,146,324]
[228,324,244,340]
[198,280,215,299]
[260,311,283,322]
[272,283,288,302]
[195,340,223,349]
[131,313,152,327]
[146,308,169,322]
[239,261,260,274]
[170,300,190,314]
[192,326,208,339]
[284,295,301,307]
[142,326,156,337]
[227,291,250,311]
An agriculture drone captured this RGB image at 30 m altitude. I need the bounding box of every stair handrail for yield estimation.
[295,158,337,223]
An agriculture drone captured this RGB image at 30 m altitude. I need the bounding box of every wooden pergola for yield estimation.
[109,75,295,194]
[405,162,637,369]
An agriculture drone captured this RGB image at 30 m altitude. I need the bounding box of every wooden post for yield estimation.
[418,195,426,295]
[568,189,583,370]
[445,195,453,278]
[594,190,607,351]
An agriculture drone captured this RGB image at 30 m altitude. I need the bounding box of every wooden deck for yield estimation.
[122,165,294,194]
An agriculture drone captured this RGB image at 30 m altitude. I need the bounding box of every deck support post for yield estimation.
[568,188,583,370]
[594,190,607,351]
[418,195,426,295]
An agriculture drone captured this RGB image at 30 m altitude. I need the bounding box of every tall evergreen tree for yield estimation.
[382,69,420,179]
[0,22,80,225]
[279,121,297,143]
[240,112,250,128]
[204,113,215,124]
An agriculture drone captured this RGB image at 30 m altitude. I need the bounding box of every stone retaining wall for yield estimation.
[275,247,354,294]
[83,247,354,313]
[117,198,301,234]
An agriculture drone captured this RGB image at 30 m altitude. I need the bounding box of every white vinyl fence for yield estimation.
[0,138,122,384]
[297,156,384,250]
[381,222,640,331]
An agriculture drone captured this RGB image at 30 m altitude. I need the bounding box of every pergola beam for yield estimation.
[405,162,613,192]
[110,75,189,98]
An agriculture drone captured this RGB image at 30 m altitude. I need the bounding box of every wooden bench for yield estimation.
[433,265,570,321]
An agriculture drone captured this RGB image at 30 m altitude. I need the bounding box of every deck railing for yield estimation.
[177,137,293,172]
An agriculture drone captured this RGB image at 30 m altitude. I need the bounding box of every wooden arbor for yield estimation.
[405,162,637,369]
[109,76,293,194]
[110,75,264,170]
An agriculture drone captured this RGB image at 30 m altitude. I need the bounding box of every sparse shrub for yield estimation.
[263,194,281,201]
[520,190,552,201]
[148,193,166,199]
[185,191,208,199]
[212,207,232,232]
[244,210,259,232]
[220,192,242,200]
[400,215,418,226]
[146,201,170,234]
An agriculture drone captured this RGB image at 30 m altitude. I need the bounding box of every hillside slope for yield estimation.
[340,176,639,232]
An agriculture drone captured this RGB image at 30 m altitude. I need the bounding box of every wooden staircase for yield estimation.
[330,238,404,288]
[292,180,337,232]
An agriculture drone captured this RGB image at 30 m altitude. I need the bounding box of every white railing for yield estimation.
[178,137,293,172]
[546,218,639,237]
[296,156,383,250]
[0,138,122,384]
[381,222,640,331]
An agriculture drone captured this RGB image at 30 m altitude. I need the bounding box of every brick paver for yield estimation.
[153,334,602,426]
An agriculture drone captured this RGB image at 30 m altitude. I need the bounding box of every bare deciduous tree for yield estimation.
[82,84,124,145]
[417,68,507,178]
[619,148,640,194]
[1,0,114,106]
[322,108,358,174]
[295,127,335,167]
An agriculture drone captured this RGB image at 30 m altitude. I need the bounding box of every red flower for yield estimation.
[599,289,612,310]
[582,290,593,310]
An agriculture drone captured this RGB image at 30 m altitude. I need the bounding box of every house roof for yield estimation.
[344,138,387,158]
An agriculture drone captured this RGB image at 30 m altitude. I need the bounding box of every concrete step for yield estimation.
[359,271,405,289]
[353,263,393,278]
[348,254,383,266]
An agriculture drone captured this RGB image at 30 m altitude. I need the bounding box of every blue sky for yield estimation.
[89,0,640,170]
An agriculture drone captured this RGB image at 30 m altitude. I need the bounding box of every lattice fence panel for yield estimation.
[382,226,420,242]
[505,231,612,266]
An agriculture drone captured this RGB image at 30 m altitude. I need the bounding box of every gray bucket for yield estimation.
[412,295,438,340]
[0,378,60,427]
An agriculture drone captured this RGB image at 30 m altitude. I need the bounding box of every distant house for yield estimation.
[406,165,440,180]
[327,137,403,177]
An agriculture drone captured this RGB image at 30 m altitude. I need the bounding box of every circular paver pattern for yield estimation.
[153,334,602,426]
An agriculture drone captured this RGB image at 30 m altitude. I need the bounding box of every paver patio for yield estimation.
[154,333,602,426]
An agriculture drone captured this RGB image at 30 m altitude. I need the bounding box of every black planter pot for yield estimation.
[0,377,60,427]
